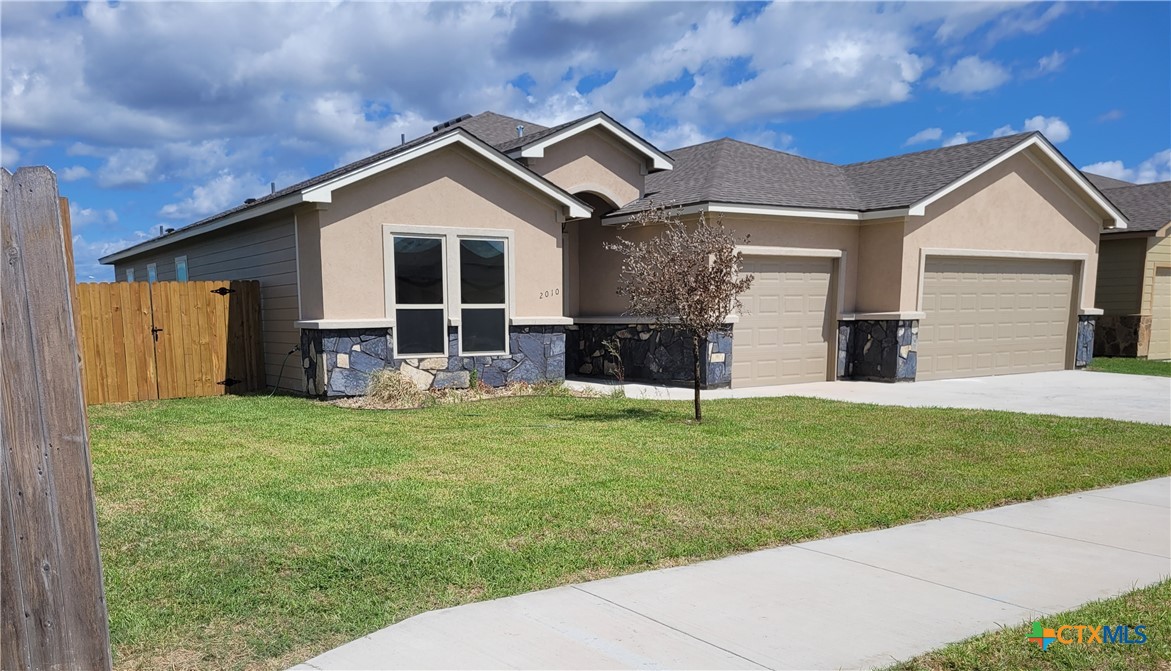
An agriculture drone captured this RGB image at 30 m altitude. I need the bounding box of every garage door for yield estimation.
[917,257,1076,381]
[1149,267,1171,360]
[732,256,834,387]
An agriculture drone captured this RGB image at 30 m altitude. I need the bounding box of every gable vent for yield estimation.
[432,114,473,132]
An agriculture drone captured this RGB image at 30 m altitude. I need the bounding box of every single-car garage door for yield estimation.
[733,256,834,387]
[917,257,1076,381]
[1149,267,1171,360]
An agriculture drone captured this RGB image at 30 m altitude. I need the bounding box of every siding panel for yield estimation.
[1095,237,1146,315]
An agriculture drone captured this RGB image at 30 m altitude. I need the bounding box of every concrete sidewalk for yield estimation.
[566,370,1171,425]
[293,478,1171,670]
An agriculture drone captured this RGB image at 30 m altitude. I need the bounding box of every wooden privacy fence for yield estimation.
[3,167,112,668]
[75,280,265,404]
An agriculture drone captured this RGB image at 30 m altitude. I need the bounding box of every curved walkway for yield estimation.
[293,478,1171,670]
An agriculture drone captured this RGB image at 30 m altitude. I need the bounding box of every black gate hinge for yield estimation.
[217,378,241,387]
[210,287,236,296]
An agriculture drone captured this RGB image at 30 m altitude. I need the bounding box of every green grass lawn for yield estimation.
[1089,356,1171,377]
[88,394,1171,670]
[888,579,1171,670]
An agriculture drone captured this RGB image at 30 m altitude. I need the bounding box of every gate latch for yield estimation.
[151,326,163,342]
[210,287,236,296]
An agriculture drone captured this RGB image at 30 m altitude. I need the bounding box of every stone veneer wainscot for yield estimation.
[837,319,918,382]
[301,325,565,397]
[566,323,733,388]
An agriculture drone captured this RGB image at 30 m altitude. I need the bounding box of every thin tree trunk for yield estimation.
[693,332,702,423]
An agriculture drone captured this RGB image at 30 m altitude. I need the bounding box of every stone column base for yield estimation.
[837,319,918,382]
[1094,315,1150,358]
[1076,315,1097,368]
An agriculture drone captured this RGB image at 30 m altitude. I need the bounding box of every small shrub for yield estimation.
[364,370,431,409]
[601,337,625,381]
[607,387,627,400]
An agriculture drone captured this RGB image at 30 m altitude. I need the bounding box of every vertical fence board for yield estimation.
[1,167,112,669]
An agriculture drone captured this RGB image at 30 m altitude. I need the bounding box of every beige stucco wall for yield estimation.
[525,127,645,208]
[296,206,325,320]
[856,220,905,313]
[1095,236,1147,315]
[574,213,865,317]
[901,151,1103,312]
[316,144,566,320]
[1143,233,1171,314]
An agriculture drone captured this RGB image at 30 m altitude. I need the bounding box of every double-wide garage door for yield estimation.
[732,256,833,388]
[917,257,1076,381]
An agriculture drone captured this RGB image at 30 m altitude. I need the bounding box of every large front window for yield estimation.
[393,236,447,356]
[388,229,511,358]
[459,239,507,353]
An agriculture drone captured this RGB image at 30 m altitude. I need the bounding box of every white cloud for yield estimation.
[1097,109,1124,123]
[1033,50,1068,76]
[993,115,1070,143]
[1082,150,1171,185]
[942,132,975,147]
[905,127,943,145]
[159,168,307,221]
[71,231,152,281]
[1,143,18,168]
[933,55,1010,94]
[60,165,91,181]
[68,202,118,228]
[96,148,159,187]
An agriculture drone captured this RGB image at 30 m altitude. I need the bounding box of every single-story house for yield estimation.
[100,111,1127,396]
[1084,175,1171,359]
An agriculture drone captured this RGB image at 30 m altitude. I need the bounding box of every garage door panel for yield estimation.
[733,256,834,388]
[918,257,1075,381]
[1150,268,1170,360]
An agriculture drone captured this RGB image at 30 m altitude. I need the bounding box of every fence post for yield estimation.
[1,168,112,669]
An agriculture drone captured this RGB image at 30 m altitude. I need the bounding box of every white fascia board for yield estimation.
[601,202,906,225]
[512,117,674,171]
[100,192,306,264]
[302,132,592,219]
[907,135,1129,229]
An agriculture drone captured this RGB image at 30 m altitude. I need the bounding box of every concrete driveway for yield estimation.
[567,370,1171,425]
[293,478,1171,670]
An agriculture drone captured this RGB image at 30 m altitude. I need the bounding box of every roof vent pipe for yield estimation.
[401,133,406,146]
[270,182,276,194]
[516,124,524,138]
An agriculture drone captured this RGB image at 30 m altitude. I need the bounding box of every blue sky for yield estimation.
[2,1,1168,280]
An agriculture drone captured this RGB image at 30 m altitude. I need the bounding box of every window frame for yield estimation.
[383,225,515,359]
[387,232,449,358]
[175,255,189,282]
[147,263,157,283]
[456,236,509,356]
[125,267,135,282]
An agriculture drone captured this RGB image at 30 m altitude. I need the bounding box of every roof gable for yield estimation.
[498,112,674,172]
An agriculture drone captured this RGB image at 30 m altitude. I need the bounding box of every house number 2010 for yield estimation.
[539,288,560,300]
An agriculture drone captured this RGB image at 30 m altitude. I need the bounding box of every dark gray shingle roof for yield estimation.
[1100,181,1171,233]
[1083,172,1135,190]
[841,132,1036,210]
[611,132,1039,216]
[102,111,552,262]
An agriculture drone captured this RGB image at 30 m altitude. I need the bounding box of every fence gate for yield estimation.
[75,280,264,404]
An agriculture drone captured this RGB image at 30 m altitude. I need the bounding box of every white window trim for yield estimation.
[383,225,517,359]
[125,267,135,282]
[386,232,449,358]
[455,235,511,356]
[146,263,157,283]
[175,255,188,282]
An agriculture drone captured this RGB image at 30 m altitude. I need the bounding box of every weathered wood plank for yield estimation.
[1,167,112,669]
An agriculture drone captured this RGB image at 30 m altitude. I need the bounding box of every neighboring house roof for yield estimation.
[1099,181,1171,234]
[100,121,590,264]
[610,131,1126,228]
[1083,172,1135,190]
[496,111,674,172]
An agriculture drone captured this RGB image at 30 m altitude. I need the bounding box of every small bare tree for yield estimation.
[606,204,753,422]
